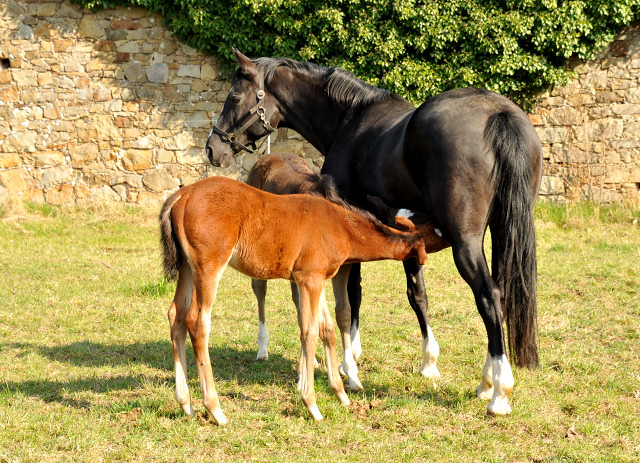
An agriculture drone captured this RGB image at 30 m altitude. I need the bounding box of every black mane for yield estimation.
[253,57,394,109]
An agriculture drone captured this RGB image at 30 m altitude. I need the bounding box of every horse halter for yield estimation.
[210,69,275,154]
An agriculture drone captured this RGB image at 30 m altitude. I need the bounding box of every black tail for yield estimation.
[159,191,182,282]
[485,111,539,368]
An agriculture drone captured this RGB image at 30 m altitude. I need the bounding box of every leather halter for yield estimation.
[209,69,275,154]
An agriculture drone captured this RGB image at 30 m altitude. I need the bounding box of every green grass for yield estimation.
[0,202,638,462]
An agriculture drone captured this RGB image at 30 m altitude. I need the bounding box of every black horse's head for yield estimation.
[205,49,281,167]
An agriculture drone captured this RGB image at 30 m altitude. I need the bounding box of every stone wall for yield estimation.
[531,23,640,203]
[0,0,638,206]
[0,0,319,207]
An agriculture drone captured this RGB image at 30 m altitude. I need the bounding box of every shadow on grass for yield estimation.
[3,341,476,415]
[2,341,297,408]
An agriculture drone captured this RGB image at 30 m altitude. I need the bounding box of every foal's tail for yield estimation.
[485,111,540,369]
[159,191,183,282]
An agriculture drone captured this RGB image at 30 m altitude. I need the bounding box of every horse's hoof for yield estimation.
[212,407,228,425]
[487,398,512,416]
[256,351,269,361]
[348,377,363,392]
[308,403,324,421]
[419,363,441,381]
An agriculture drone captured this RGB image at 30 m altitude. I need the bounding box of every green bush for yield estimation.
[72,0,640,108]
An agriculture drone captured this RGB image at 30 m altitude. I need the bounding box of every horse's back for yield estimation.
[247,152,320,195]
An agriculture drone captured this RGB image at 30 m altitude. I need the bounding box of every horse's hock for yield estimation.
[0,0,638,206]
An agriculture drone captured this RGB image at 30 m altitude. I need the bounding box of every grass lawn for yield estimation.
[0,201,638,462]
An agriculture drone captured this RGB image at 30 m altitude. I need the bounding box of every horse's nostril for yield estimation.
[206,145,213,161]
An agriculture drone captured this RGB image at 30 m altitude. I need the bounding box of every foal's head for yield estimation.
[205,49,282,167]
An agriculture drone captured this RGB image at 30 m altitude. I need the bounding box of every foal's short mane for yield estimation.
[253,57,395,109]
[311,174,416,244]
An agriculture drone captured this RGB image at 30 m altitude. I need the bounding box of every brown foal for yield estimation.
[247,153,365,390]
[160,175,427,423]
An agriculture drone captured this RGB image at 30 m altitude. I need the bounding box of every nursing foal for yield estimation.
[160,176,428,423]
[247,152,363,391]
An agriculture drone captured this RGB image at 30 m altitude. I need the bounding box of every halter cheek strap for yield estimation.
[210,69,276,154]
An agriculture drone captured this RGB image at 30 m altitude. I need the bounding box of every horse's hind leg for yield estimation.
[252,279,270,361]
[187,260,229,425]
[403,258,440,382]
[318,287,350,406]
[168,261,196,416]
[333,265,363,391]
[450,238,513,415]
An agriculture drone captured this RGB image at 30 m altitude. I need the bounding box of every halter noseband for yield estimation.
[210,69,275,154]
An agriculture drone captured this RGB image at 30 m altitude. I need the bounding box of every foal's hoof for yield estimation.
[256,350,269,361]
[419,363,441,381]
[211,407,229,426]
[308,403,324,421]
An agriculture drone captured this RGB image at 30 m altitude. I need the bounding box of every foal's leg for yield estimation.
[252,279,270,361]
[318,287,350,406]
[403,258,440,382]
[168,261,196,416]
[451,238,514,415]
[295,277,324,421]
[333,265,363,391]
[186,261,229,425]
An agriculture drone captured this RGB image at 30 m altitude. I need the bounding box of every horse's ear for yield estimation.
[232,48,257,75]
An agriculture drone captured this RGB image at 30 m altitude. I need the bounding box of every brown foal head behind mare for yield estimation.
[160,175,428,424]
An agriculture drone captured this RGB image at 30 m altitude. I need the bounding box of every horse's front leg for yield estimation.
[317,287,350,406]
[187,265,228,425]
[403,258,440,382]
[295,277,324,421]
[333,264,363,391]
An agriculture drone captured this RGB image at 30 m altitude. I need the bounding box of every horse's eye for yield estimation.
[231,94,242,104]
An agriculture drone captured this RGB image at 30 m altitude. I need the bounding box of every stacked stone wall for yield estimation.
[0,0,320,207]
[1,0,638,206]
[531,23,640,203]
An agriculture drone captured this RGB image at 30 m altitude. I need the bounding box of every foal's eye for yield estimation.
[231,94,242,103]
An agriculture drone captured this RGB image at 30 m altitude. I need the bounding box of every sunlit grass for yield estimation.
[0,201,638,462]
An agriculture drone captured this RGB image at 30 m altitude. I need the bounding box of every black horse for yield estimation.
[205,49,542,415]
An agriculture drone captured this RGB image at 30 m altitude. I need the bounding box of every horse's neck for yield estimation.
[338,208,414,262]
[272,70,346,156]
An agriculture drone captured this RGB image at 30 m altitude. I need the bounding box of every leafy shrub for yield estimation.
[72,0,640,108]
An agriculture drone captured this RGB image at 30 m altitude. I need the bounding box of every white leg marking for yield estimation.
[487,354,514,416]
[476,350,494,400]
[256,321,270,361]
[350,324,362,362]
[339,345,363,391]
[419,325,440,382]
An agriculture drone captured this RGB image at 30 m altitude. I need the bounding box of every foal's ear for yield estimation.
[394,211,416,232]
[232,48,257,75]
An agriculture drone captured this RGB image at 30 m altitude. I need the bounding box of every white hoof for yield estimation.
[211,407,228,425]
[256,349,269,361]
[337,390,351,406]
[419,362,441,381]
[487,397,512,416]
[308,403,324,421]
[348,375,363,392]
[180,403,196,416]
